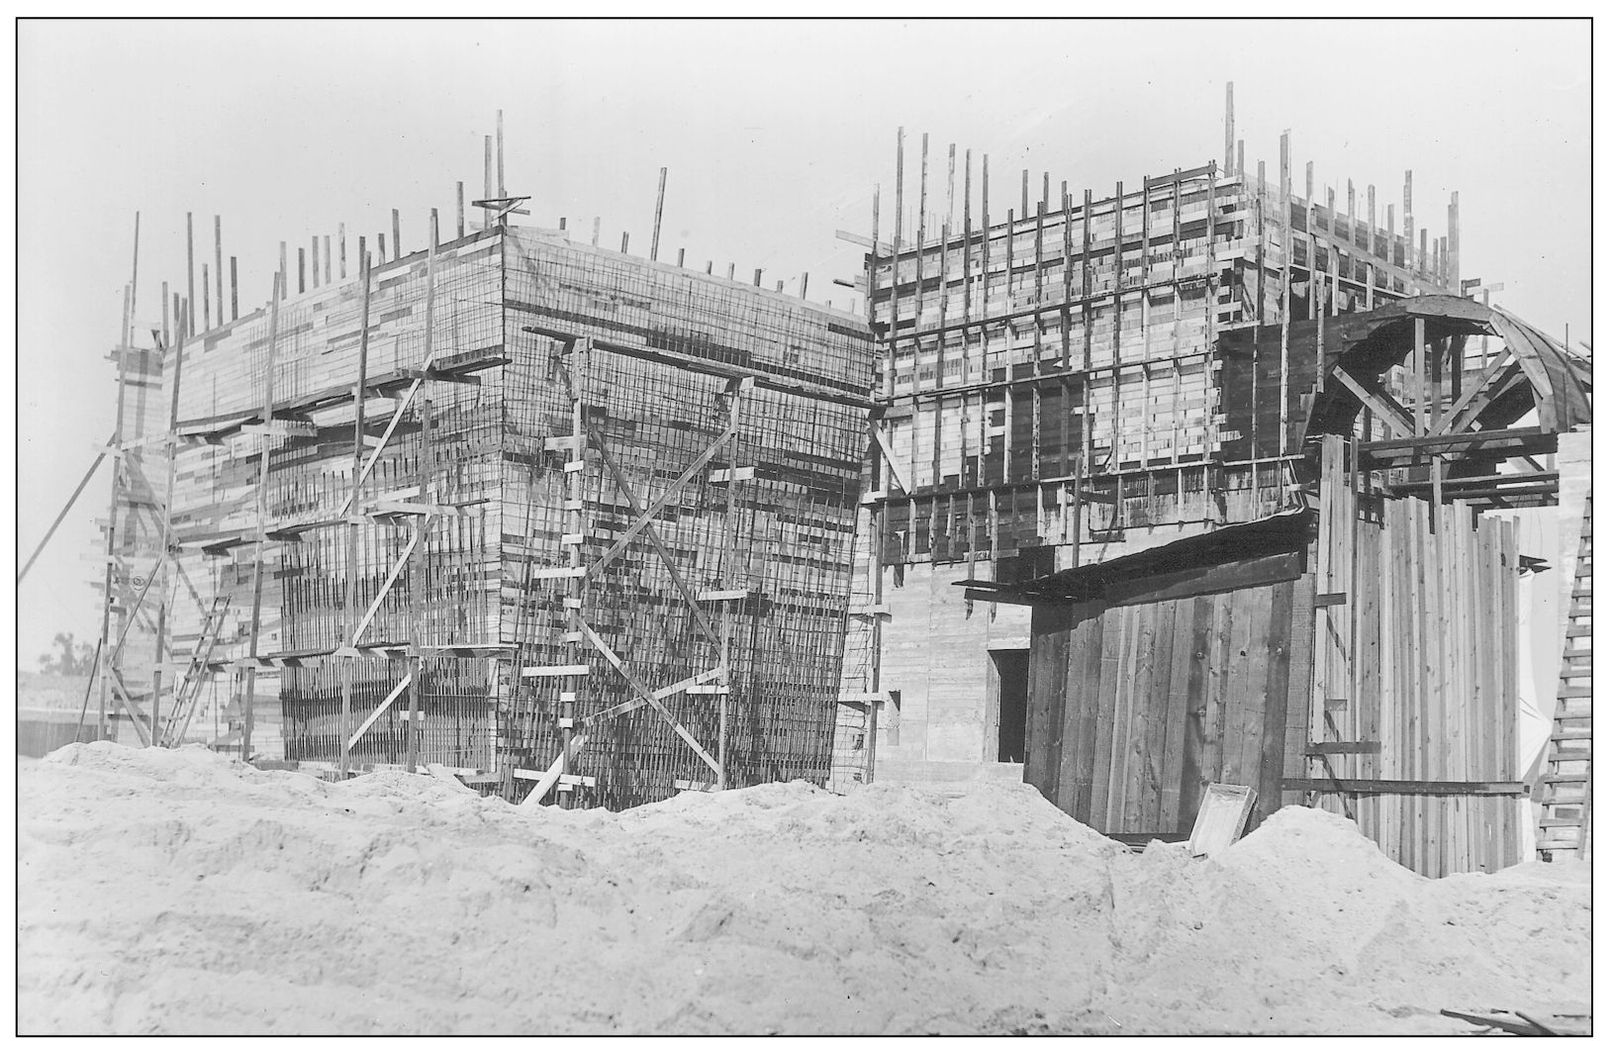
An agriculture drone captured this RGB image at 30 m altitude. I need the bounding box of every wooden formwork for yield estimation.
[133,221,873,807]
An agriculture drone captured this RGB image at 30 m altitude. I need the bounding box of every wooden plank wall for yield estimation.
[1025,556,1314,835]
[1310,434,1522,877]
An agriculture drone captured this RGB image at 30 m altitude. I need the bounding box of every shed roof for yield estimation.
[957,508,1313,605]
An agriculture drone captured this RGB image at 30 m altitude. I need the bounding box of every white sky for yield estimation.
[12,18,1591,665]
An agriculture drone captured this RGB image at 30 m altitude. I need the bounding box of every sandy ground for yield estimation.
[18,743,1590,1035]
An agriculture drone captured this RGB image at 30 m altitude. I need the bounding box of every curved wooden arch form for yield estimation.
[1303,295,1590,510]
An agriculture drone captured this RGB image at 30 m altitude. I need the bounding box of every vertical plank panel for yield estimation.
[1087,606,1124,829]
[1256,577,1297,824]
[1160,593,1198,828]
[1066,598,1106,822]
[1282,570,1317,810]
[1176,594,1215,830]
[1235,582,1275,793]
[1206,591,1238,787]
[1498,517,1521,867]
[1108,604,1144,830]
[1025,603,1073,803]
[1357,513,1383,849]
[1138,598,1177,830]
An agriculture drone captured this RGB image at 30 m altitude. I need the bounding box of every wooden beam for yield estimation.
[577,621,722,776]
[345,670,414,751]
[1332,368,1415,438]
[1282,778,1527,795]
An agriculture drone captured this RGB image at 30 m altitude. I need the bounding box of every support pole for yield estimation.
[650,166,667,263]
[406,212,439,772]
[153,303,190,744]
[339,244,374,776]
[98,216,139,740]
[213,216,223,329]
[241,273,282,761]
[18,437,112,586]
[1278,131,1291,459]
[483,135,493,230]
[1224,81,1235,173]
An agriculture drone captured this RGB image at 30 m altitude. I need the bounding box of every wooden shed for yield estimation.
[994,452,1531,877]
[1013,509,1318,843]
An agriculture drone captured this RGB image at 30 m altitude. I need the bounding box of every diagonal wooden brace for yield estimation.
[589,431,725,650]
[346,528,420,646]
[586,424,738,577]
[585,665,726,725]
[346,670,414,751]
[1332,368,1414,439]
[578,620,721,776]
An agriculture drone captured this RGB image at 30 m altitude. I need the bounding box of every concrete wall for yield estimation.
[873,561,1031,782]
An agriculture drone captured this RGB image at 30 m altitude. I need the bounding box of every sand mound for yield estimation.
[18,744,1589,1034]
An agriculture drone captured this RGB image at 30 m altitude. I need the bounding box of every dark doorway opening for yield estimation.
[992,649,1029,764]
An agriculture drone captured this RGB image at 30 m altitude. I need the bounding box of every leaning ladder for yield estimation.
[159,594,233,748]
[1537,493,1592,861]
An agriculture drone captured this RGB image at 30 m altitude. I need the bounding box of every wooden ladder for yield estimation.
[158,594,234,748]
[1537,493,1592,861]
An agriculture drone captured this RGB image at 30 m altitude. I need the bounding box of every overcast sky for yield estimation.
[14,18,1590,665]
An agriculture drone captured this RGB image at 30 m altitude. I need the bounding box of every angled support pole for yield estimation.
[1332,368,1416,439]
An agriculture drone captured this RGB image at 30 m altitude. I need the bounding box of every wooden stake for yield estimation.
[230,257,238,321]
[456,182,465,239]
[650,166,667,262]
[496,109,505,200]
[186,212,196,331]
[1224,81,1235,172]
[392,209,402,259]
[213,216,223,328]
[483,135,493,230]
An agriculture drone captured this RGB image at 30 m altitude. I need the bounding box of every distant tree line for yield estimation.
[37,632,95,676]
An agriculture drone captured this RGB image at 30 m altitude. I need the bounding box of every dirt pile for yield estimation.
[18,744,1590,1034]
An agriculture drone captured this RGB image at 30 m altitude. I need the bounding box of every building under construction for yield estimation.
[94,154,874,806]
[80,94,1590,862]
[839,89,1592,873]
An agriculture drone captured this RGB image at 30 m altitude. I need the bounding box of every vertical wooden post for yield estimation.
[230,257,238,321]
[324,235,332,284]
[242,272,282,761]
[1447,191,1460,290]
[392,209,402,259]
[483,135,493,229]
[496,109,505,201]
[339,223,347,280]
[311,235,320,288]
[98,280,132,740]
[297,248,306,294]
[456,182,465,239]
[1413,317,1427,436]
[213,216,224,327]
[1224,81,1235,172]
[1278,130,1291,459]
[1403,170,1414,283]
[186,212,196,331]
[153,297,189,745]
[407,212,439,773]
[650,166,667,262]
[865,701,880,782]
[340,244,373,777]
